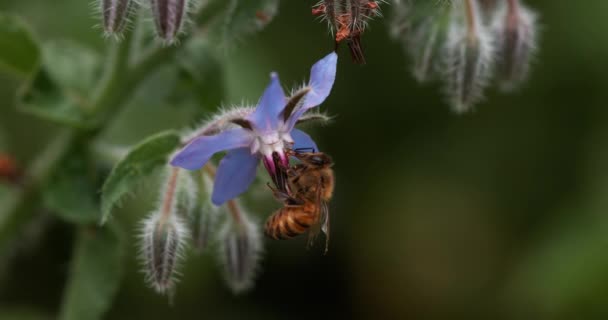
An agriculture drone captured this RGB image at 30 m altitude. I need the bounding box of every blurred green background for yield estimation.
[2,0,608,319]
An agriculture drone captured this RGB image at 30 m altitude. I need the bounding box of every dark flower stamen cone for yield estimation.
[150,0,189,42]
[101,0,136,36]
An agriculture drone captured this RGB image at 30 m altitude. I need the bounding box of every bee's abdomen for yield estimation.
[264,207,315,240]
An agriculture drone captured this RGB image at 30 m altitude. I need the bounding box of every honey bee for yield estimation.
[264,149,334,253]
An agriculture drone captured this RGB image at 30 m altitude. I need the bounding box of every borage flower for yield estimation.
[170,52,338,205]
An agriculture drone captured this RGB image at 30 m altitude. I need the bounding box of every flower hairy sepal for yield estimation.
[175,170,197,217]
[191,170,220,251]
[99,0,138,38]
[140,211,189,296]
[139,167,191,296]
[391,1,452,83]
[217,205,263,294]
[313,0,383,64]
[442,0,495,113]
[478,0,499,22]
[493,0,538,92]
[149,0,196,44]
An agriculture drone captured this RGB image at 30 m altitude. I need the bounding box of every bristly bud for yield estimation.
[217,203,263,294]
[150,0,193,43]
[175,170,197,217]
[139,168,190,296]
[191,171,220,251]
[391,1,451,83]
[140,211,189,296]
[100,0,138,37]
[442,0,495,113]
[493,0,538,92]
[313,0,384,64]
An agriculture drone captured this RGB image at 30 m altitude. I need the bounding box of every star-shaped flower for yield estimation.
[170,52,338,205]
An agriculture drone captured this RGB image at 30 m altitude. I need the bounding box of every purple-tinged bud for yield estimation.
[494,0,538,92]
[140,211,189,295]
[100,0,137,37]
[442,0,495,113]
[150,0,191,43]
[139,168,190,295]
[217,203,263,294]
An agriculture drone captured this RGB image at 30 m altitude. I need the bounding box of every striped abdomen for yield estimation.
[264,203,317,240]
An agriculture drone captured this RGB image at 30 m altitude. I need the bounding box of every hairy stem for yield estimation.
[464,0,477,42]
[160,167,181,226]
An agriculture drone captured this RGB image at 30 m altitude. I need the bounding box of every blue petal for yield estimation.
[170,128,252,170]
[248,72,286,133]
[291,128,319,152]
[286,52,338,130]
[211,148,260,205]
[303,52,338,109]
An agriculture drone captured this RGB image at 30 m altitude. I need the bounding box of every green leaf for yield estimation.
[175,37,226,111]
[101,131,182,224]
[0,13,40,77]
[43,149,100,224]
[59,224,126,320]
[17,40,101,128]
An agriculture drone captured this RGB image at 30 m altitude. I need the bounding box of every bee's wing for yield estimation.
[307,180,330,252]
[321,200,330,254]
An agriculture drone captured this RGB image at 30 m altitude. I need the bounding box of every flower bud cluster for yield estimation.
[217,201,263,294]
[391,0,539,112]
[139,168,193,296]
[97,0,195,43]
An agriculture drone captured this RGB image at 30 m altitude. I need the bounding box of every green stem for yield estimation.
[91,29,135,115]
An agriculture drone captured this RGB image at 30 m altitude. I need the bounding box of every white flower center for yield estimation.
[250,130,293,157]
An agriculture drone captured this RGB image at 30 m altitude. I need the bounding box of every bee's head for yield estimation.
[306,153,333,167]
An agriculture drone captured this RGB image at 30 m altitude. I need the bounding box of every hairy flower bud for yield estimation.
[191,171,219,251]
[494,0,538,91]
[218,204,263,294]
[391,1,452,82]
[140,211,189,295]
[442,0,495,113]
[313,0,383,64]
[139,168,190,295]
[150,0,192,43]
[100,0,137,37]
[175,170,197,216]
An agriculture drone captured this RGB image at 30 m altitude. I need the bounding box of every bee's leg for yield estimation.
[266,183,291,202]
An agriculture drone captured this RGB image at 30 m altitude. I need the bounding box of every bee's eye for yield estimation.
[311,156,324,165]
